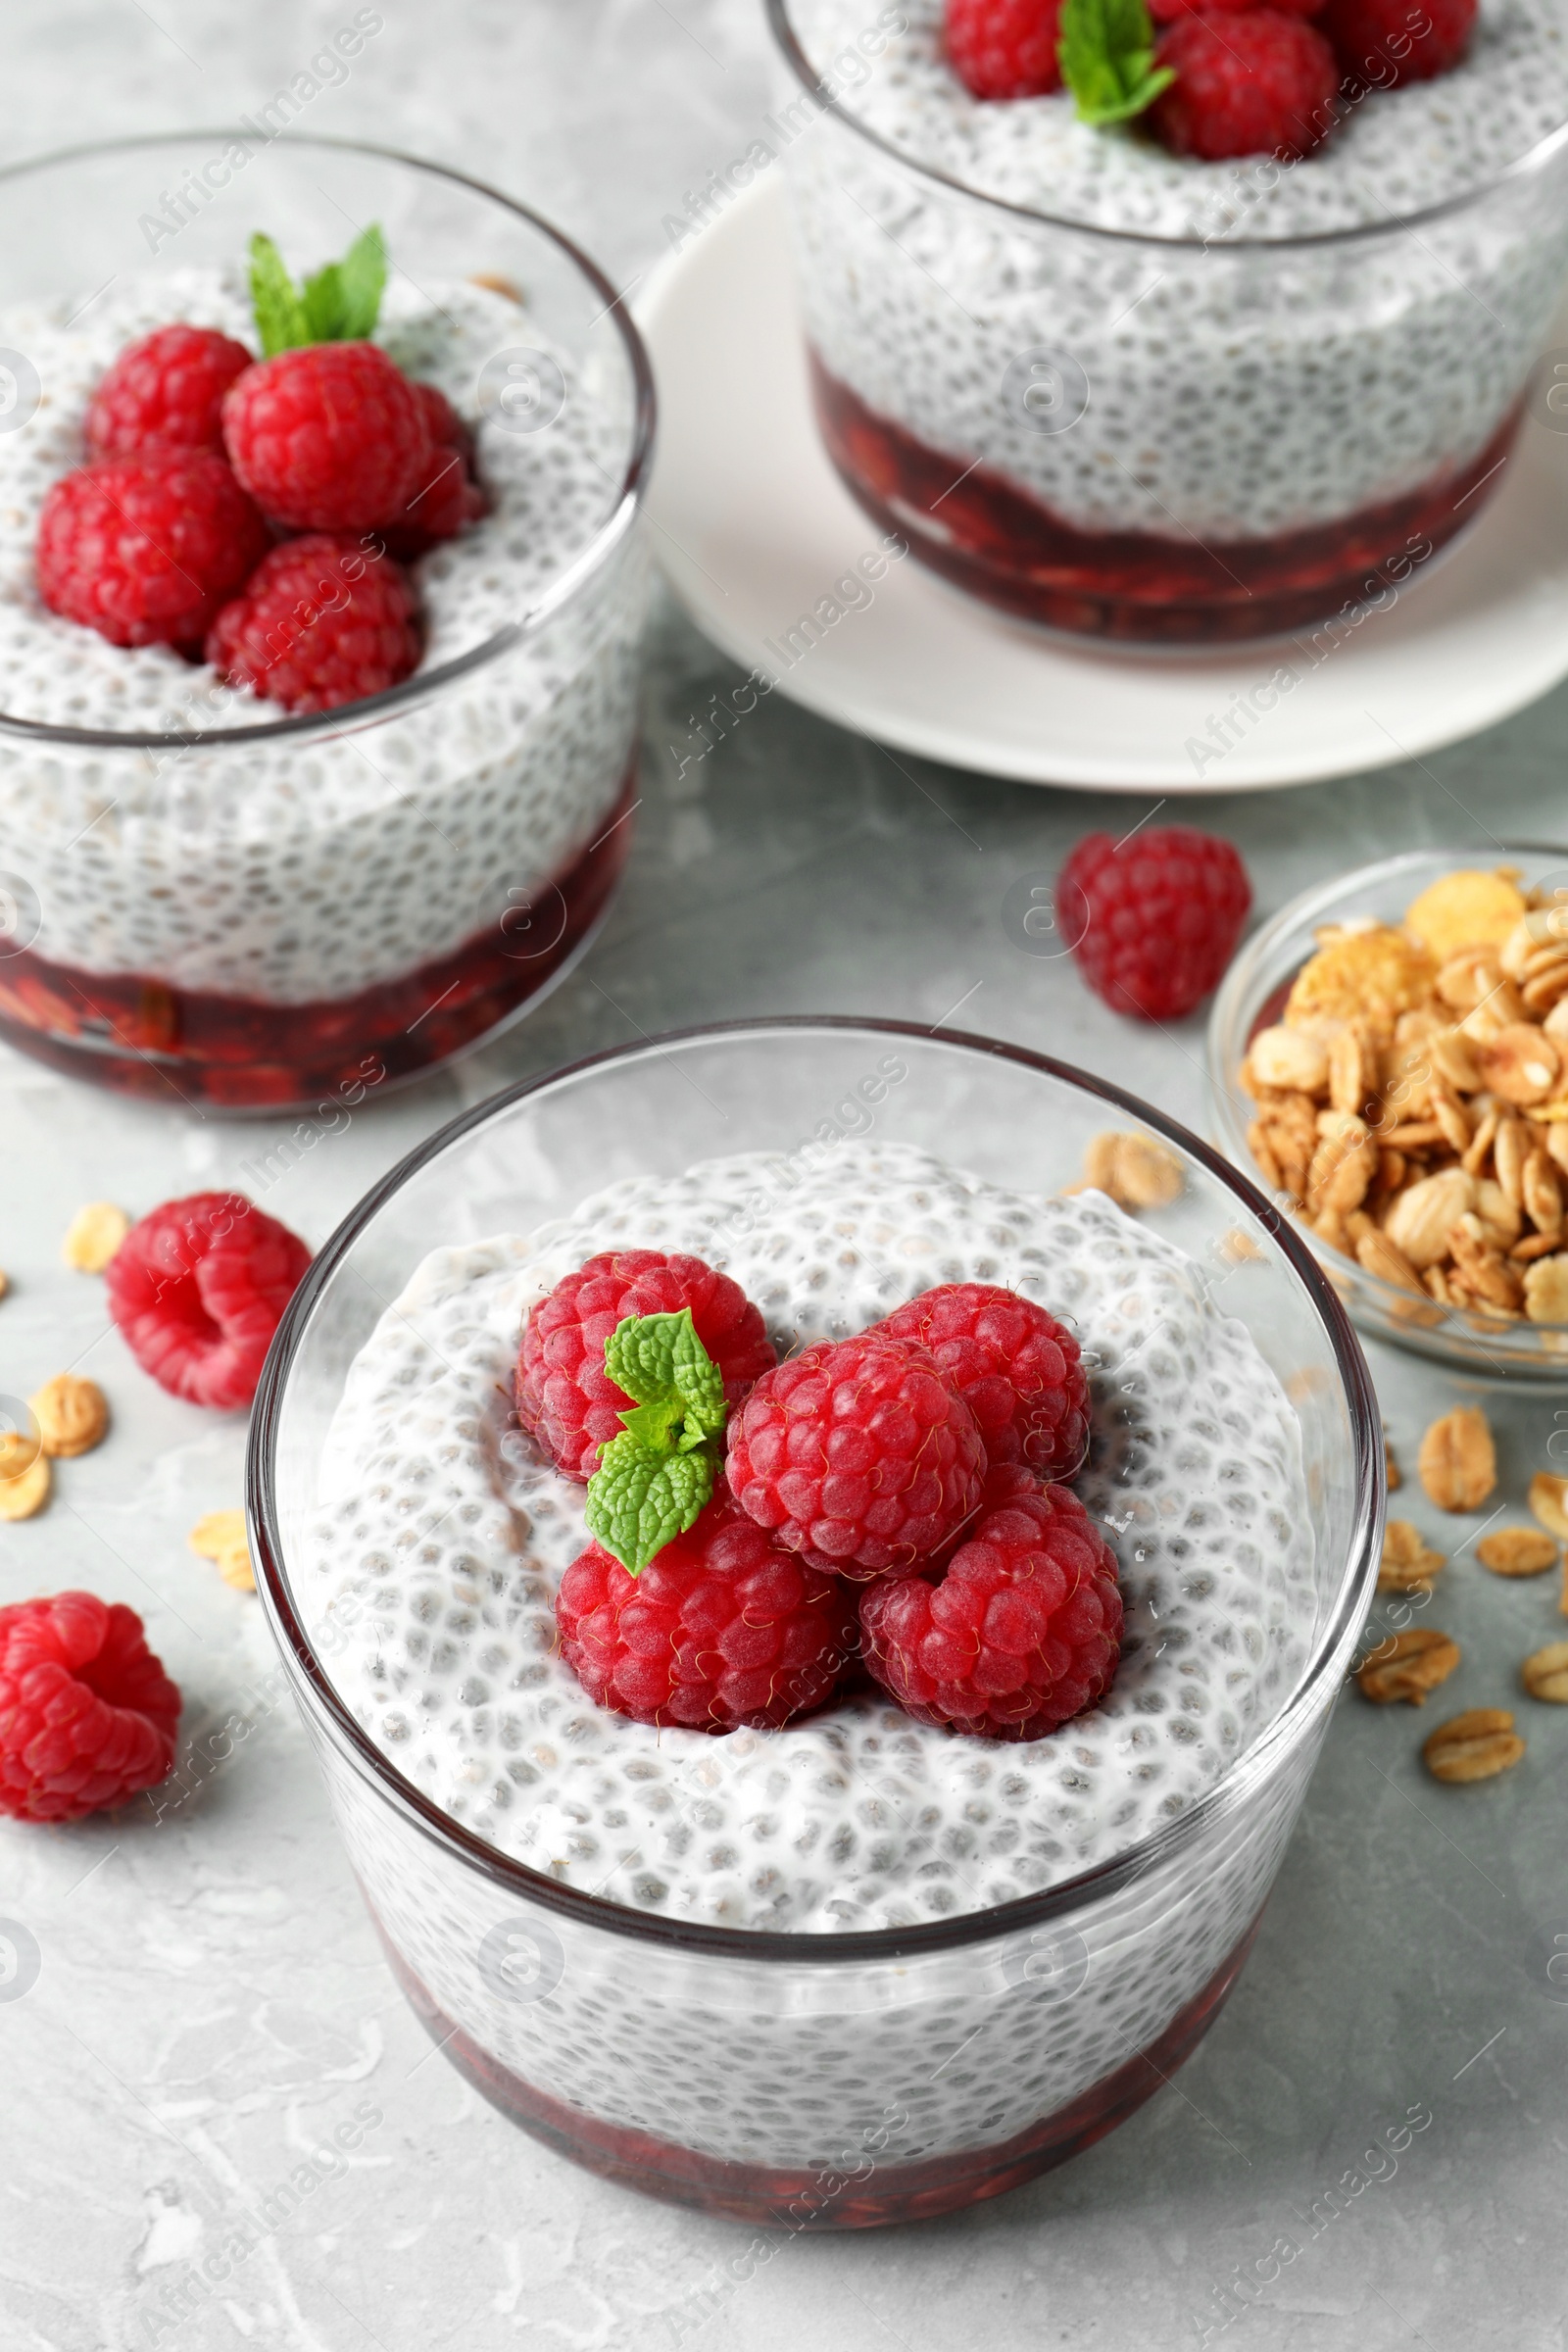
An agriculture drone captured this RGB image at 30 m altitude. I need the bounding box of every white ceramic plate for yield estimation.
[635,172,1568,795]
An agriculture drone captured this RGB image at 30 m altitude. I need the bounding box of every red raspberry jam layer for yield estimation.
[810,355,1520,646]
[377,1902,1263,2228]
[0,769,635,1110]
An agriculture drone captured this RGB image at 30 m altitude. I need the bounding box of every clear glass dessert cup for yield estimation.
[765,0,1568,647]
[0,134,653,1111]
[250,1019,1382,2228]
[1208,843,1568,1378]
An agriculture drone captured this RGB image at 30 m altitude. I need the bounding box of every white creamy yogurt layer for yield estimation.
[300,1144,1317,1935]
[0,267,641,1001]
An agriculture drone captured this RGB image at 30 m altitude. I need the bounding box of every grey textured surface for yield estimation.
[1,6,1565,2349]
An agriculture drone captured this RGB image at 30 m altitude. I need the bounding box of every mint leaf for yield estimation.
[248,224,388,355]
[1058,0,1174,126]
[585,1435,715,1577]
[334,223,387,339]
[249,233,308,358]
[605,1308,725,1440]
[584,1307,734,1573]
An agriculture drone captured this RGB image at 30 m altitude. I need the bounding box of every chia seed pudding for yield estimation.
[0,264,647,1105]
[774,0,1568,639]
[288,1141,1325,2181]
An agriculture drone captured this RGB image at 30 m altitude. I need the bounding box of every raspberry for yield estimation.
[1152,0,1323,17]
[557,1486,858,1731]
[35,454,270,650]
[105,1193,312,1412]
[946,0,1064,94]
[516,1251,776,1482]
[858,1482,1123,1740]
[221,341,434,533]
[1150,10,1340,159]
[726,1332,987,1582]
[84,324,255,462]
[0,1592,180,1822]
[1318,0,1475,86]
[876,1283,1091,1483]
[205,534,421,714]
[376,384,488,562]
[1058,823,1252,1021]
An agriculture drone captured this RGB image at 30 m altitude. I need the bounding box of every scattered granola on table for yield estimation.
[1417,1405,1496,1513]
[61,1201,129,1273]
[28,1374,109,1459]
[189,1508,255,1592]
[1476,1526,1558,1578]
[1521,1642,1568,1702]
[1378,1520,1445,1591]
[1240,865,1568,1322]
[1422,1707,1526,1785]
[1356,1627,1460,1705]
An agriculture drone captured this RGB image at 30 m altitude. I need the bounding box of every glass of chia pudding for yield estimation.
[250,1020,1382,2227]
[0,136,652,1109]
[766,0,1568,645]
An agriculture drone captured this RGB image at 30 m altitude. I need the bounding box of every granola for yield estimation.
[28,1373,109,1460]
[1378,1520,1445,1591]
[61,1201,129,1274]
[1356,1627,1460,1704]
[1240,868,1568,1321]
[1417,1406,1496,1513]
[1476,1526,1558,1577]
[189,1508,255,1592]
[1080,1131,1185,1211]
[1422,1707,1526,1784]
[0,1429,50,1520]
[1520,1642,1568,1702]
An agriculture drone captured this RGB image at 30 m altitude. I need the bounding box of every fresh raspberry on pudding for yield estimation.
[858,1481,1123,1740]
[556,1486,859,1732]
[1151,0,1324,16]
[85,323,255,461]
[1150,9,1340,158]
[206,534,422,714]
[876,1283,1091,1484]
[106,1192,312,1411]
[35,453,270,650]
[726,1331,988,1582]
[516,1251,776,1482]
[1058,824,1252,1020]
[0,1592,181,1822]
[221,341,434,532]
[946,0,1064,96]
[376,383,488,562]
[1319,0,1475,87]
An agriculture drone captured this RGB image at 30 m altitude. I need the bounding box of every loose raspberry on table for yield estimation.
[1319,0,1474,86]
[375,383,488,562]
[0,1592,180,1822]
[946,0,1064,96]
[106,1193,312,1412]
[85,324,255,462]
[726,1332,988,1581]
[1150,9,1340,158]
[517,1251,776,1483]
[556,1487,859,1731]
[205,533,421,714]
[35,454,270,650]
[858,1482,1123,1740]
[1058,823,1252,1021]
[876,1283,1091,1485]
[221,341,434,533]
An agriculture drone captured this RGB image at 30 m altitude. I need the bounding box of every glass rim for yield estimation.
[0,129,656,756]
[248,1014,1385,1965]
[1207,838,1568,1369]
[764,0,1568,256]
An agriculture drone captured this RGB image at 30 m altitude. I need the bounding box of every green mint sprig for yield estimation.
[584,1308,728,1576]
[1058,0,1174,126]
[248,224,388,358]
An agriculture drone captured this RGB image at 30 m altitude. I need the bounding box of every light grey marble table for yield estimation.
[2,7,1566,2349]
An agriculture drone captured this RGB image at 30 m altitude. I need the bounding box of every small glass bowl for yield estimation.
[250,1019,1381,2226]
[0,134,653,1112]
[1207,844,1568,1379]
